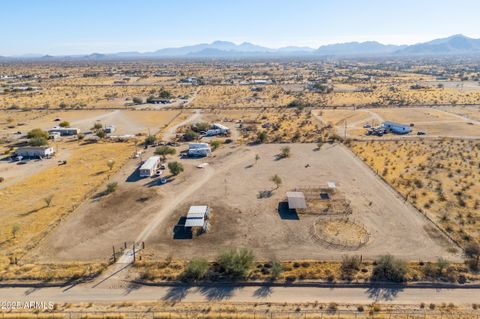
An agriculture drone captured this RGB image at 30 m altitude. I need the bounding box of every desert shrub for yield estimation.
[183,130,198,141]
[280,146,291,158]
[27,128,49,140]
[59,121,70,127]
[183,258,209,281]
[371,255,407,282]
[168,161,184,176]
[256,131,267,143]
[270,261,283,280]
[144,135,157,145]
[96,130,106,139]
[341,255,361,277]
[154,146,176,160]
[192,122,210,132]
[132,97,143,104]
[216,248,255,279]
[210,140,222,151]
[105,182,118,194]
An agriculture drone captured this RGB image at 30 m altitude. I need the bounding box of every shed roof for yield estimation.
[185,217,205,227]
[187,205,208,217]
[286,192,307,209]
[383,121,409,128]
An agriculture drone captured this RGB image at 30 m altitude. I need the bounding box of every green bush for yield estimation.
[144,135,157,145]
[256,131,267,143]
[210,140,222,151]
[168,161,184,176]
[183,130,198,141]
[132,97,143,104]
[27,128,49,140]
[183,258,209,281]
[371,255,407,282]
[154,146,176,160]
[270,261,283,280]
[216,248,255,279]
[105,182,118,194]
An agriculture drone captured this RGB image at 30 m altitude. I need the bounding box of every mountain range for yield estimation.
[3,35,480,60]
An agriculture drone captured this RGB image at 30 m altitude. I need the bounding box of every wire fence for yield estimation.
[1,310,479,319]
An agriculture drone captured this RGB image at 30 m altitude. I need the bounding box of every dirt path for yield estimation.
[163,110,201,141]
[1,284,479,305]
[90,146,253,287]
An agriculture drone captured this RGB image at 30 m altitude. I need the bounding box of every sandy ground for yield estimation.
[32,144,458,263]
[0,143,71,190]
[316,107,480,139]
[0,109,180,137]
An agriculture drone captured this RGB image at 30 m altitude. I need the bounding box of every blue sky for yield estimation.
[1,0,480,55]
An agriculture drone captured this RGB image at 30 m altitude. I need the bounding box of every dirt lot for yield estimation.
[32,143,459,263]
[0,109,180,137]
[317,107,480,139]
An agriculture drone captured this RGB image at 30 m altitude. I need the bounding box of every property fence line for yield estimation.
[1,309,479,319]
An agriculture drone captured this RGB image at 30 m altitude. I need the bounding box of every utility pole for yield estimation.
[112,245,116,262]
[344,120,347,140]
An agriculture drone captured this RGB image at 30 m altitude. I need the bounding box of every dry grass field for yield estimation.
[3,301,478,319]
[0,141,135,260]
[350,139,480,247]
[317,107,480,139]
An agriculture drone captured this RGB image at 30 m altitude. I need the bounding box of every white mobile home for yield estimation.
[205,123,230,136]
[15,146,55,158]
[188,143,211,157]
[48,127,81,136]
[139,156,161,177]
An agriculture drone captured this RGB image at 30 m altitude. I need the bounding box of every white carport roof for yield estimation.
[185,217,205,227]
[286,192,307,209]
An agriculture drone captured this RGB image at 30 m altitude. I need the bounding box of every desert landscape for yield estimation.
[2,36,480,318]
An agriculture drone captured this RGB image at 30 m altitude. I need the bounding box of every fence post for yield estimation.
[133,243,136,263]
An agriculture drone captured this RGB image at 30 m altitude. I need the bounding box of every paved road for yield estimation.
[0,284,478,305]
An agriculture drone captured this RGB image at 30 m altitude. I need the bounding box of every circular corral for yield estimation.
[312,217,370,250]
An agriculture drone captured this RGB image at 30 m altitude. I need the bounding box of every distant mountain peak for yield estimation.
[3,34,480,60]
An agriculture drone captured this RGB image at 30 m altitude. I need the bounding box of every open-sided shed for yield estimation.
[185,206,210,232]
[286,192,307,210]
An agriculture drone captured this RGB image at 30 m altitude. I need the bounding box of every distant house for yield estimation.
[139,156,161,177]
[149,99,172,104]
[382,121,412,135]
[205,123,230,136]
[188,143,211,157]
[48,127,80,136]
[104,125,116,134]
[15,146,55,158]
[252,79,271,85]
[184,205,210,232]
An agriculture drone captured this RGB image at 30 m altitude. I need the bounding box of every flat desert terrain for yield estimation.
[32,143,458,263]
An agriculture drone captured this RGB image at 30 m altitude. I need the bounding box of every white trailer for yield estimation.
[139,156,161,177]
[15,146,55,158]
[188,143,211,157]
[205,123,230,136]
